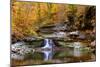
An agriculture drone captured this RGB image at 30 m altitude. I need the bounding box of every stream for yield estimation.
[11,23,95,66]
[11,39,95,66]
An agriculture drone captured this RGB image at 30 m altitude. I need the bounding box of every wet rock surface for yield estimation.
[11,42,35,56]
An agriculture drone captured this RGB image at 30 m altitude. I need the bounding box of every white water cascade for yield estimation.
[42,39,54,49]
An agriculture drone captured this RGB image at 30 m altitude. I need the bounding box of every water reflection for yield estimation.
[42,50,53,61]
[11,46,92,61]
[73,48,82,57]
[11,52,25,60]
[11,41,95,66]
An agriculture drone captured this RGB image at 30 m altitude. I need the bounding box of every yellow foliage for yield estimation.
[12,1,93,39]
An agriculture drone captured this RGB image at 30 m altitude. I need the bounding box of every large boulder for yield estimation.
[11,42,35,55]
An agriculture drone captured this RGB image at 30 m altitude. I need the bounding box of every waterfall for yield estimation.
[73,42,82,49]
[41,39,55,61]
[42,39,54,49]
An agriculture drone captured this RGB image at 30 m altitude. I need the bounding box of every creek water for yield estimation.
[11,39,95,66]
